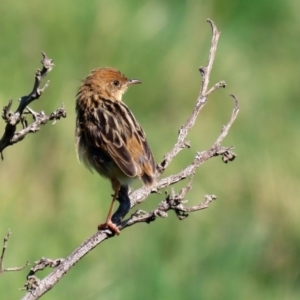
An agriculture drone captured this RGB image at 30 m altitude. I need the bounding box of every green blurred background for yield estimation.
[1,0,300,299]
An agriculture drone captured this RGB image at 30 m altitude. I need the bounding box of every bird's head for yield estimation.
[88,68,142,101]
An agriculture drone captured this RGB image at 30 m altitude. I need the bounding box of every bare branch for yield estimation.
[20,19,239,300]
[129,95,238,209]
[214,94,239,146]
[200,19,221,95]
[17,52,54,114]
[10,105,67,144]
[157,19,222,174]
[0,52,66,160]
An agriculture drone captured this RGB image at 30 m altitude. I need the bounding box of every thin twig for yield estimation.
[0,230,29,277]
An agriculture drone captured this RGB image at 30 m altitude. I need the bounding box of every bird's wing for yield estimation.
[85,99,155,181]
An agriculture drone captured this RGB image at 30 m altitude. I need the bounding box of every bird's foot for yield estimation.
[98,219,120,235]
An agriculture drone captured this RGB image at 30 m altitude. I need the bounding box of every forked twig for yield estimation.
[0,230,29,277]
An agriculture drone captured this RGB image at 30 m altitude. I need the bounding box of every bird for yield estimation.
[75,68,156,234]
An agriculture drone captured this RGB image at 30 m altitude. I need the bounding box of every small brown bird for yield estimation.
[75,68,155,234]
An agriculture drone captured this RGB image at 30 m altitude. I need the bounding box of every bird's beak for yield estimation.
[127,79,142,85]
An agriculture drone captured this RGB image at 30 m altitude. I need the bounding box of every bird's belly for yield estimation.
[94,159,134,186]
[81,144,135,186]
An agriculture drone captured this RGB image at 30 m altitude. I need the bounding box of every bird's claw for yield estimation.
[98,220,120,235]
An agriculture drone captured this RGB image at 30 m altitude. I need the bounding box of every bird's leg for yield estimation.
[98,178,121,235]
[111,185,131,225]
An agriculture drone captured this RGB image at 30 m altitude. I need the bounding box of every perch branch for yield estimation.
[21,19,238,300]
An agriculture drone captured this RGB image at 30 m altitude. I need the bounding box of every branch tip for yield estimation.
[206,18,220,36]
[229,94,239,110]
[41,52,54,71]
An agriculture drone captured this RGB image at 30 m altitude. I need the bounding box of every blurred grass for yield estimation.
[1,0,300,299]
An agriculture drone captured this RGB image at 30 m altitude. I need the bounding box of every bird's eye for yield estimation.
[113,80,120,86]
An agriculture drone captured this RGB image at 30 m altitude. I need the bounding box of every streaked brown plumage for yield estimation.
[75,68,155,234]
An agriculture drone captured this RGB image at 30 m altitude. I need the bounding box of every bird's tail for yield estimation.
[141,172,155,187]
